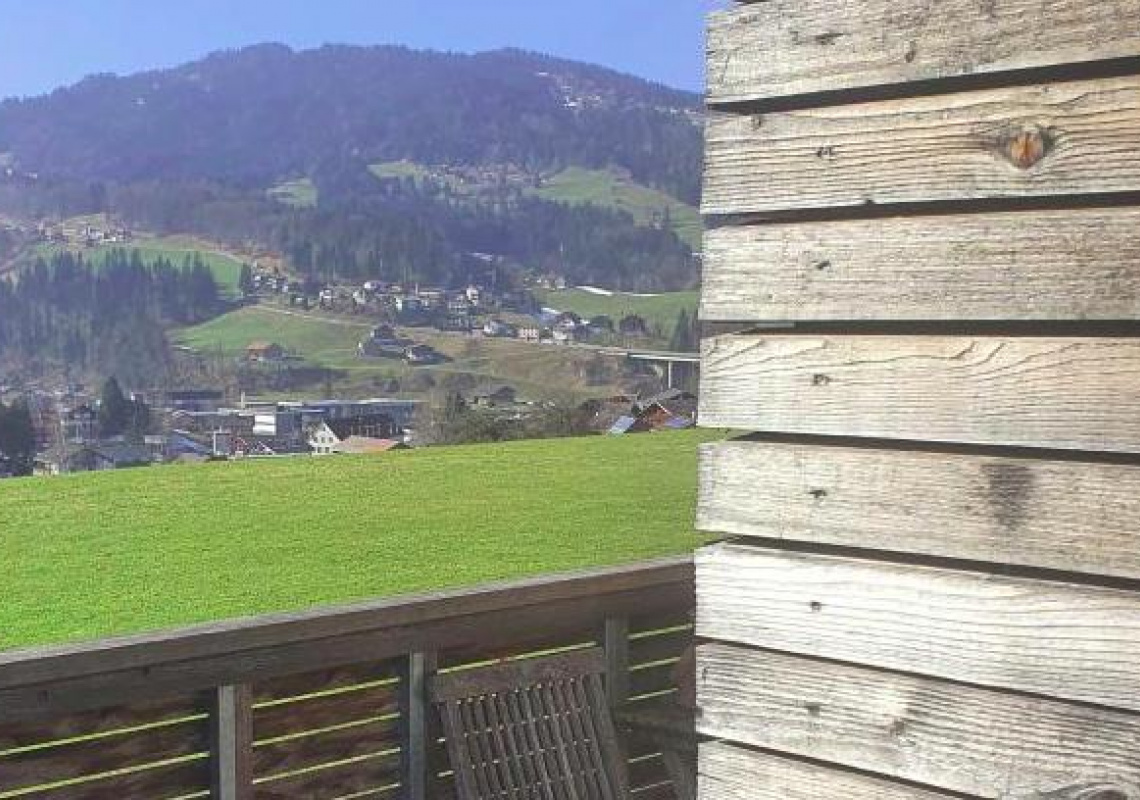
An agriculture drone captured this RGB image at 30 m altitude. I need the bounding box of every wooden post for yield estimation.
[401,651,438,800]
[211,684,253,800]
[603,616,630,708]
[604,616,631,796]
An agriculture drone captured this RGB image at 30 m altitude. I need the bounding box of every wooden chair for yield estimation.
[430,648,629,799]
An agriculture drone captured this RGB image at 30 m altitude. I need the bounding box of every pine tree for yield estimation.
[98,377,131,437]
[238,263,255,296]
[0,401,36,476]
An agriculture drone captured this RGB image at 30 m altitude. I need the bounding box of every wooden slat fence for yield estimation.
[697,0,1140,797]
[0,558,694,799]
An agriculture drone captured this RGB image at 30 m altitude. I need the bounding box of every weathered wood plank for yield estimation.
[701,208,1140,321]
[630,663,679,699]
[708,0,1140,105]
[699,440,1140,580]
[697,543,1140,710]
[630,628,693,668]
[252,718,399,778]
[254,662,399,704]
[252,750,400,799]
[697,643,1140,798]
[0,719,207,793]
[0,696,204,752]
[703,77,1140,216]
[700,742,958,800]
[33,758,210,800]
[700,334,1140,452]
[254,685,398,741]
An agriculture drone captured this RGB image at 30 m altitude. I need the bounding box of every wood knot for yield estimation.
[816,145,838,161]
[809,488,828,501]
[812,374,832,387]
[809,601,824,613]
[813,259,832,272]
[814,31,846,46]
[1002,125,1053,169]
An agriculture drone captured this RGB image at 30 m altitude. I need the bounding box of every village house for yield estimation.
[469,385,519,410]
[308,414,400,455]
[164,389,224,413]
[246,342,286,363]
[59,405,99,444]
[482,318,517,338]
[518,324,548,343]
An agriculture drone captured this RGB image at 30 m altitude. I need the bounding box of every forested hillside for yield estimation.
[0,46,703,291]
[0,251,222,384]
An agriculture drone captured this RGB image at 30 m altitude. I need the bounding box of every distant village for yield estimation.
[0,382,696,479]
[248,263,659,370]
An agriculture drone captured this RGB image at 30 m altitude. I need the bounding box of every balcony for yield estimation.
[0,557,694,799]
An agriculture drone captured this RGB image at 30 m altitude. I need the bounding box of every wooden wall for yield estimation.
[696,1,1140,797]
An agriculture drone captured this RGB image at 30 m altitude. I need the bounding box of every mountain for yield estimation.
[0,44,702,202]
[0,45,704,292]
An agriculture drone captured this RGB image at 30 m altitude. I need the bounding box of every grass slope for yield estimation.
[177,305,367,364]
[175,305,631,401]
[0,430,723,651]
[535,288,700,337]
[367,161,702,250]
[531,167,702,250]
[267,178,319,208]
[29,238,246,296]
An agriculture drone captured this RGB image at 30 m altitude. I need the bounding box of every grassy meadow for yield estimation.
[175,305,634,401]
[0,430,724,650]
[530,167,702,250]
[29,238,247,296]
[366,162,702,249]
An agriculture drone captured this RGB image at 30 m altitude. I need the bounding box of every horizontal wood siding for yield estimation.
[700,0,1140,796]
[701,335,1140,452]
[708,0,1140,105]
[704,76,1140,217]
[698,440,1140,579]
[697,643,1140,798]
[700,743,958,800]
[702,208,1140,321]
[697,543,1140,710]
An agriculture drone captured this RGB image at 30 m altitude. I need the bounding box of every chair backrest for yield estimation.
[430,648,628,800]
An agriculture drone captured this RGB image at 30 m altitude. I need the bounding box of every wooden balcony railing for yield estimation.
[0,557,694,799]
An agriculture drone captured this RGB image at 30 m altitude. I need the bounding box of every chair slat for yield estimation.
[431,649,626,799]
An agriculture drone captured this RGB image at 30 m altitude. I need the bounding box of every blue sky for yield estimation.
[0,1,729,100]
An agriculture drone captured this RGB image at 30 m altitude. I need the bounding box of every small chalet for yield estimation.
[247,342,286,363]
[470,385,519,409]
[483,319,517,338]
[309,414,400,456]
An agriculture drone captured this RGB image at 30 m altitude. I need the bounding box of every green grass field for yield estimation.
[176,305,368,364]
[535,288,700,337]
[0,430,723,650]
[175,305,632,400]
[530,167,702,250]
[29,239,247,296]
[267,178,319,208]
[367,161,702,250]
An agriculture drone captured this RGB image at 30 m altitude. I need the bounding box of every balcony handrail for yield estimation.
[0,555,696,800]
[0,555,692,701]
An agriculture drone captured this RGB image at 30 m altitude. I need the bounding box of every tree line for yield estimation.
[0,250,223,385]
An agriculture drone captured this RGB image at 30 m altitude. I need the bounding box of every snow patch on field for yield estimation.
[575,286,664,298]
